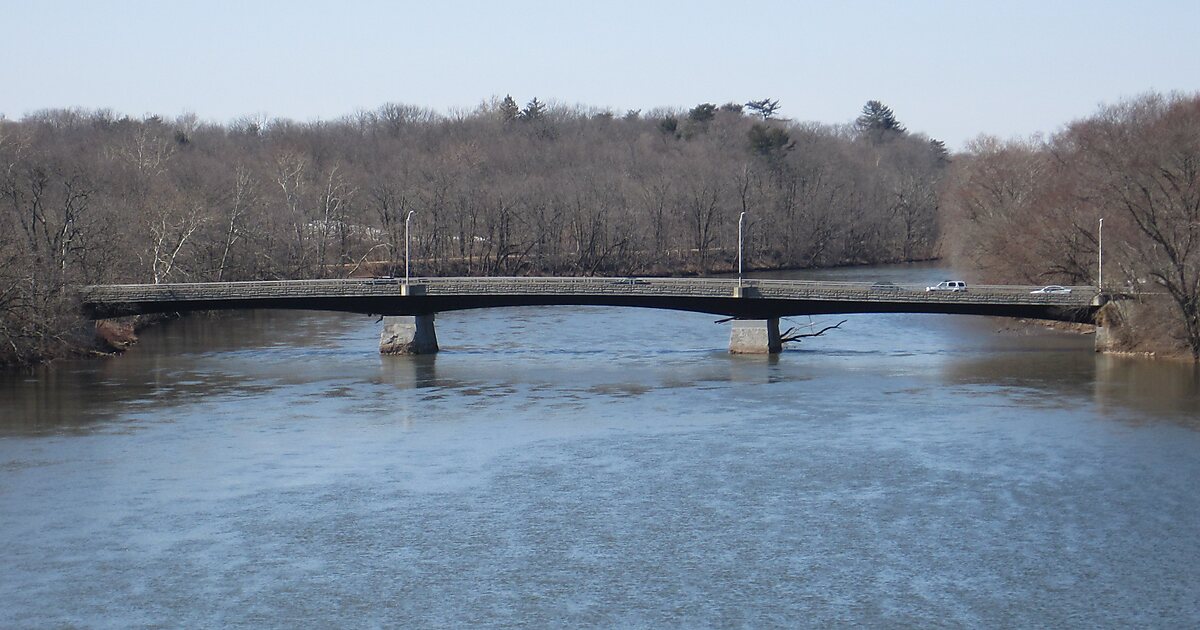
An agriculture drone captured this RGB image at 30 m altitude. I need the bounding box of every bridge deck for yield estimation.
[81,277,1102,323]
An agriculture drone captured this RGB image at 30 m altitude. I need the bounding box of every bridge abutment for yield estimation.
[1093,301,1124,354]
[380,315,439,355]
[729,318,782,354]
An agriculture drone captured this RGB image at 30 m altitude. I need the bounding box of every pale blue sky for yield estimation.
[2,0,1197,149]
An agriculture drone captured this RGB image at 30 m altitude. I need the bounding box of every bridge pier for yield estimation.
[380,315,439,355]
[729,318,782,354]
[1093,301,1123,353]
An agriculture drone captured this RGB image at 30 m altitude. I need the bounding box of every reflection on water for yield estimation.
[1094,355,1200,422]
[2,265,1200,627]
[378,354,441,390]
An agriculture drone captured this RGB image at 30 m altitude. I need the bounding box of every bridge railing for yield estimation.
[81,276,1101,310]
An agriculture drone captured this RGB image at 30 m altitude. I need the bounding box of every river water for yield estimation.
[2,265,1199,628]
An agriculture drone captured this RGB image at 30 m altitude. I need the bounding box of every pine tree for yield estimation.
[855,100,906,141]
[687,103,717,123]
[745,98,781,120]
[748,123,791,156]
[499,95,520,122]
[929,138,950,164]
[658,116,679,136]
[520,97,546,121]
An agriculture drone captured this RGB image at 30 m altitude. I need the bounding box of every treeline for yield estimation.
[943,92,1200,360]
[0,97,946,367]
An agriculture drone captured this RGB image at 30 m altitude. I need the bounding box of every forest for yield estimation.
[3,92,1197,367]
[0,98,945,367]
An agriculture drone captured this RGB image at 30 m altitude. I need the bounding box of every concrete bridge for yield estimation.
[81,277,1104,354]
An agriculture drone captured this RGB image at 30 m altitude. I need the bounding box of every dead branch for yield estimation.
[781,319,847,343]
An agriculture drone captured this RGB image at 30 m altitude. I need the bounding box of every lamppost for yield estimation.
[1098,217,1104,290]
[738,211,747,287]
[405,210,416,286]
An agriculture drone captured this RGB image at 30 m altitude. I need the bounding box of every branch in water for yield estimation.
[781,319,847,343]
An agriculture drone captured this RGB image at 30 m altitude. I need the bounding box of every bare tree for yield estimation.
[1069,95,1200,359]
[944,93,1200,359]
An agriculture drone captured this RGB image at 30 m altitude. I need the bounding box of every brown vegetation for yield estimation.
[0,98,945,368]
[944,92,1200,360]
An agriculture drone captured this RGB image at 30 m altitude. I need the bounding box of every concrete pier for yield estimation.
[729,318,782,354]
[380,315,439,355]
[1093,301,1122,353]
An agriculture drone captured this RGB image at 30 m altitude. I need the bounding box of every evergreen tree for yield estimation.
[748,123,792,156]
[929,138,950,164]
[687,103,717,123]
[520,97,546,121]
[745,98,781,120]
[658,116,679,136]
[499,95,520,122]
[855,100,906,141]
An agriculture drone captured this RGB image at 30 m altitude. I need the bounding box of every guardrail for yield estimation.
[81,277,1100,308]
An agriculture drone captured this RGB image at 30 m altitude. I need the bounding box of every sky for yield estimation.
[2,0,1198,150]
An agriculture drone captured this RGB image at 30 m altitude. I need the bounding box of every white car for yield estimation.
[925,280,967,292]
[1031,285,1071,294]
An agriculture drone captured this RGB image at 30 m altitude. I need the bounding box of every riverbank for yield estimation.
[0,314,170,372]
[1094,299,1199,362]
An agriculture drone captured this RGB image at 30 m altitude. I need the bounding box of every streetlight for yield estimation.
[738,211,747,287]
[1098,217,1103,290]
[405,210,416,286]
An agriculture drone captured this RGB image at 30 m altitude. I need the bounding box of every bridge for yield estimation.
[81,277,1105,354]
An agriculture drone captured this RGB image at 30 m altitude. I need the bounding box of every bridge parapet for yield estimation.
[82,277,1100,310]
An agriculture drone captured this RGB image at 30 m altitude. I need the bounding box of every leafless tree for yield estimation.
[944,93,1200,359]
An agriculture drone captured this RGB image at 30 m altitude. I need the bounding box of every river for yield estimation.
[2,264,1199,627]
